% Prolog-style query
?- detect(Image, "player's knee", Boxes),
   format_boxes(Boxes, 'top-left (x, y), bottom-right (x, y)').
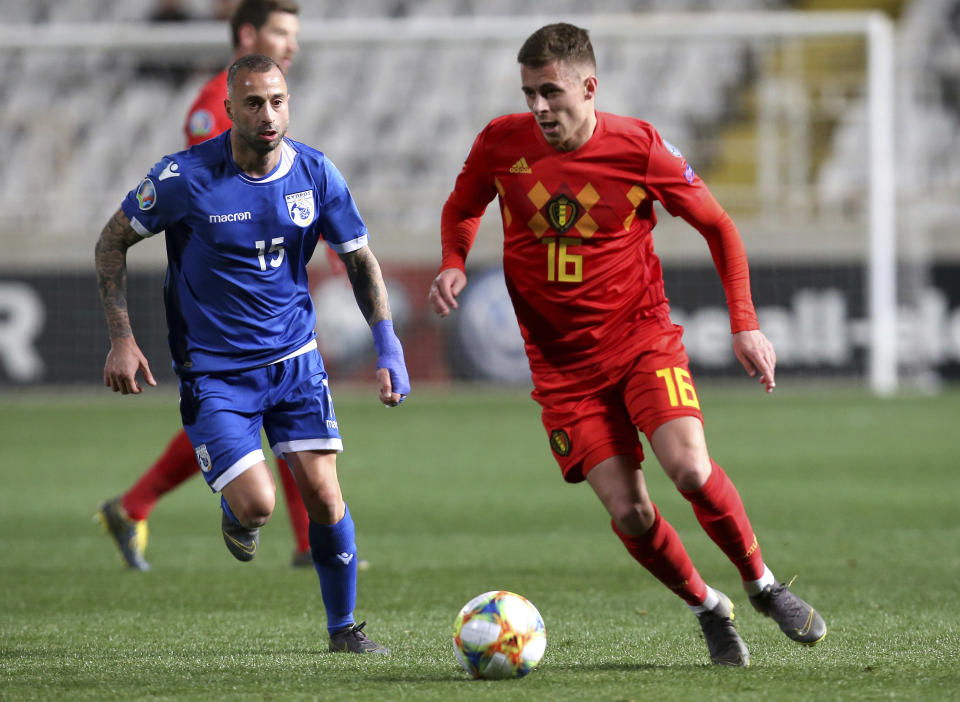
top-left (611, 500), bottom-right (656, 535)
top-left (661, 452), bottom-right (711, 491)
top-left (301, 484), bottom-right (344, 525)
top-left (244, 506), bottom-right (273, 529)
top-left (232, 493), bottom-right (275, 528)
top-left (664, 453), bottom-right (710, 490)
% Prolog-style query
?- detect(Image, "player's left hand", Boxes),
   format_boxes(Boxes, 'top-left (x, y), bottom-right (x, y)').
top-left (371, 320), bottom-right (410, 407)
top-left (732, 329), bottom-right (776, 393)
top-left (376, 368), bottom-right (406, 407)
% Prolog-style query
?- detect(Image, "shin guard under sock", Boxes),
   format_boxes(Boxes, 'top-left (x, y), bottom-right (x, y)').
top-left (611, 506), bottom-right (708, 606)
top-left (309, 504), bottom-right (358, 633)
top-left (679, 461), bottom-right (765, 581)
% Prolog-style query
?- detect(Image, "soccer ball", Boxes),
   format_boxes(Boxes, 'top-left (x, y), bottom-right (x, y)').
top-left (452, 590), bottom-right (547, 679)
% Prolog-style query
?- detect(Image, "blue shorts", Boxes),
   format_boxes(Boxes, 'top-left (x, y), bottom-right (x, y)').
top-left (178, 349), bottom-right (342, 492)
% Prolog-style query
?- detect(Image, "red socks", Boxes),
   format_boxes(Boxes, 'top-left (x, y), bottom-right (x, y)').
top-left (611, 462), bottom-right (764, 605)
top-left (276, 457), bottom-right (311, 554)
top-left (122, 429), bottom-right (198, 521)
top-left (679, 461), bottom-right (764, 581)
top-left (611, 506), bottom-right (708, 606)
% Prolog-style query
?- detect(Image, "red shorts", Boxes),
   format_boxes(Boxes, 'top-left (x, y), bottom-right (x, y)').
top-left (532, 324), bottom-right (704, 483)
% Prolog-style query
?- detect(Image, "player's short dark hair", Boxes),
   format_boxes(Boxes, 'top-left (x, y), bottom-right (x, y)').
top-left (226, 53), bottom-right (283, 98)
top-left (517, 23), bottom-right (596, 72)
top-left (230, 0), bottom-right (299, 48)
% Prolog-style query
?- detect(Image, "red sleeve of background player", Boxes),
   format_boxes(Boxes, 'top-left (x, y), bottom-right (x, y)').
top-left (183, 72), bottom-right (232, 147)
top-left (439, 127), bottom-right (499, 272)
top-left (643, 132), bottom-right (759, 333)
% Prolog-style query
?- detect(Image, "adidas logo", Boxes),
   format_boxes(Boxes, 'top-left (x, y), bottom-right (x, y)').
top-left (509, 157), bottom-right (532, 174)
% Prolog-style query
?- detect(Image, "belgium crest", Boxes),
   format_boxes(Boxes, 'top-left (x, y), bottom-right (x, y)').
top-left (550, 429), bottom-right (572, 457)
top-left (546, 194), bottom-right (578, 233)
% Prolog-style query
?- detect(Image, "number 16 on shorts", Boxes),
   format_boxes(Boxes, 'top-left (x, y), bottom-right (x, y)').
top-left (656, 367), bottom-right (700, 409)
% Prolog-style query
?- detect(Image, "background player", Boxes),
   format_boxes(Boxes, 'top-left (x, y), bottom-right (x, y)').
top-left (183, 0), bottom-right (298, 146)
top-left (429, 23), bottom-right (826, 667)
top-left (95, 54), bottom-right (407, 653)
top-left (97, 0), bottom-right (330, 570)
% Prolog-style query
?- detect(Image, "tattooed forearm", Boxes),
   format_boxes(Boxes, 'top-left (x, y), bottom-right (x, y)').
top-left (95, 209), bottom-right (142, 339)
top-left (340, 245), bottom-right (392, 326)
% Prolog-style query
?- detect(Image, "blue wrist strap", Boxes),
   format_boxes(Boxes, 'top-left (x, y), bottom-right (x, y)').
top-left (372, 320), bottom-right (402, 358)
top-left (371, 320), bottom-right (410, 398)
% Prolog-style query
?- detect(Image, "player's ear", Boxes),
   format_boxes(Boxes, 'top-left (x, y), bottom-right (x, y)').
top-left (584, 75), bottom-right (598, 101)
top-left (237, 23), bottom-right (257, 51)
top-left (224, 99), bottom-right (233, 121)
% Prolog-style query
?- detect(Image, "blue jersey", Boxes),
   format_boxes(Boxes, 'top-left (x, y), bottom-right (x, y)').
top-left (120, 132), bottom-right (368, 375)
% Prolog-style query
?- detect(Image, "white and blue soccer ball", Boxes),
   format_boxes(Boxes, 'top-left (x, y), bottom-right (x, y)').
top-left (452, 590), bottom-right (547, 680)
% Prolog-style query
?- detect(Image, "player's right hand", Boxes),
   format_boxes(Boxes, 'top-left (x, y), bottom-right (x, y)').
top-left (429, 268), bottom-right (467, 317)
top-left (103, 336), bottom-right (157, 395)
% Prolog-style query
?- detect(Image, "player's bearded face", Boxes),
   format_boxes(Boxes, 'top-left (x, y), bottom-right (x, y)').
top-left (521, 60), bottom-right (597, 152)
top-left (230, 68), bottom-right (290, 155)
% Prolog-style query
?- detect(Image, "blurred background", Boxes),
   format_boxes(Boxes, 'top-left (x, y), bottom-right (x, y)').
top-left (0, 0), bottom-right (958, 394)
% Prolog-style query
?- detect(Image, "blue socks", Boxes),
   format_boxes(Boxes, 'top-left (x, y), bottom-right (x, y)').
top-left (224, 495), bottom-right (359, 634)
top-left (309, 503), bottom-right (358, 634)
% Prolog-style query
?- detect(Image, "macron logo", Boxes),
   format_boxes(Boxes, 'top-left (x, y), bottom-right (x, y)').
top-left (335, 552), bottom-right (354, 566)
top-left (209, 211), bottom-right (252, 223)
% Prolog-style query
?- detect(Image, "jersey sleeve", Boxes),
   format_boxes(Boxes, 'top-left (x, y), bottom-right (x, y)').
top-left (644, 131), bottom-right (759, 332)
top-left (313, 158), bottom-right (369, 254)
top-left (641, 131), bottom-right (711, 217)
top-left (440, 126), bottom-right (498, 272)
top-left (120, 157), bottom-right (189, 238)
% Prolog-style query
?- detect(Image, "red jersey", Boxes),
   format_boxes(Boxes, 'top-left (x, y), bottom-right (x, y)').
top-left (183, 69), bottom-right (232, 147)
top-left (441, 111), bottom-right (759, 371)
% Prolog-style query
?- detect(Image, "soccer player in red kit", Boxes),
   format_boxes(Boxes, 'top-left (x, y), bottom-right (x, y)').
top-left (97, 0), bottom-right (317, 570)
top-left (183, 0), bottom-right (298, 147)
top-left (429, 23), bottom-right (826, 666)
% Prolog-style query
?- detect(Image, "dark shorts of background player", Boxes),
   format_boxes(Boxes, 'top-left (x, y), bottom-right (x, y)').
top-left (178, 349), bottom-right (342, 493)
top-left (531, 324), bottom-right (704, 483)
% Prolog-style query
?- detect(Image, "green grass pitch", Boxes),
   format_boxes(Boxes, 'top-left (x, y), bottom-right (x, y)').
top-left (1, 385), bottom-right (959, 701)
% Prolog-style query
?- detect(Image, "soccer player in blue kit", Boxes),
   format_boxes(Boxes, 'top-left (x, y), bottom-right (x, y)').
top-left (94, 54), bottom-right (408, 654)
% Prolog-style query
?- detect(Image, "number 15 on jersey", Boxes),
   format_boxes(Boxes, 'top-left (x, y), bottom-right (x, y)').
top-left (256, 237), bottom-right (285, 271)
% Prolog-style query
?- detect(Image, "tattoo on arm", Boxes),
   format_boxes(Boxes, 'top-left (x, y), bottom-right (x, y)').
top-left (340, 246), bottom-right (392, 325)
top-left (95, 209), bottom-right (142, 339)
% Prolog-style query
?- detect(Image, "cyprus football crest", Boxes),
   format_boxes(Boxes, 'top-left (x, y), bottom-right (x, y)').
top-left (195, 444), bottom-right (212, 473)
top-left (285, 190), bottom-right (315, 227)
